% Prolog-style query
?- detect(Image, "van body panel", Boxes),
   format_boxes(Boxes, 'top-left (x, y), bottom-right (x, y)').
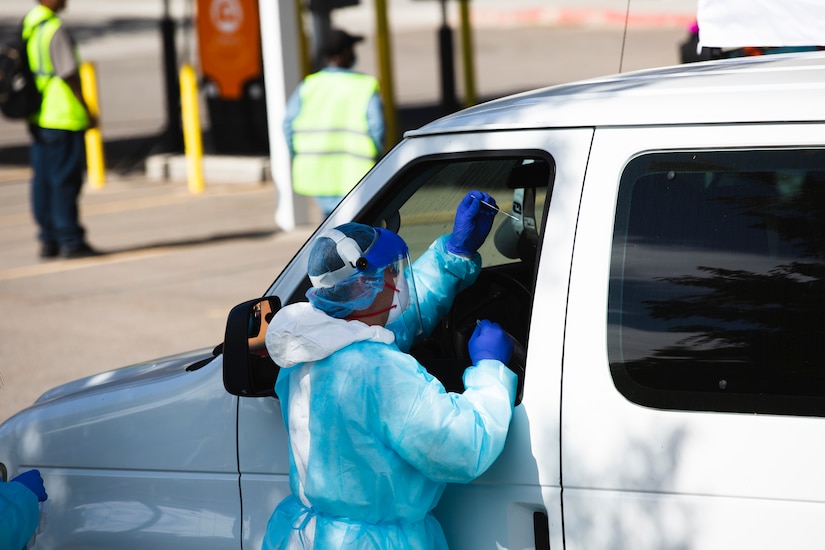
top-left (4, 354), bottom-right (234, 472)
top-left (562, 489), bottom-right (825, 549)
top-left (237, 393), bottom-right (290, 547)
top-left (237, 396), bottom-right (289, 474)
top-left (395, 127), bottom-right (593, 550)
top-left (408, 53), bottom-right (825, 137)
top-left (437, 483), bottom-right (563, 550)
top-left (32, 347), bottom-right (215, 406)
top-left (562, 122), bottom-right (825, 548)
top-left (239, 473), bottom-right (291, 550)
top-left (255, 126), bottom-right (594, 550)
top-left (0, 354), bottom-right (241, 548)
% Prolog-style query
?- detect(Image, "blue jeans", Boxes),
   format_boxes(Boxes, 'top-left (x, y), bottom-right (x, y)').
top-left (29, 126), bottom-right (87, 249)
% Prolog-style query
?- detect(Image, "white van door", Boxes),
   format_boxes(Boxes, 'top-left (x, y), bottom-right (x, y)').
top-left (236, 127), bottom-right (593, 549)
top-left (562, 123), bottom-right (825, 549)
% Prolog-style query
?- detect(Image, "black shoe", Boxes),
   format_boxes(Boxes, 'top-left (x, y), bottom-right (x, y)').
top-left (61, 243), bottom-right (102, 259)
top-left (39, 241), bottom-right (60, 259)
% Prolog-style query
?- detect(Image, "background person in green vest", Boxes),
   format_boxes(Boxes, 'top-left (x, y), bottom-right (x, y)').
top-left (283, 28), bottom-right (385, 219)
top-left (25, 0), bottom-right (99, 259)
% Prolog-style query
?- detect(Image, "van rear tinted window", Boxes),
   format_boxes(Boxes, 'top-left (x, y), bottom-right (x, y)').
top-left (609, 149), bottom-right (825, 416)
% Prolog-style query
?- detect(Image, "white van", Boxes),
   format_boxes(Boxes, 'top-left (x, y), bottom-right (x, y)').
top-left (4, 51), bottom-right (825, 549)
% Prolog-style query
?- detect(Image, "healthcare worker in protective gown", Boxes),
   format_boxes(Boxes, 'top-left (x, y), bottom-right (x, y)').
top-left (0, 469), bottom-right (47, 549)
top-left (263, 191), bottom-right (519, 549)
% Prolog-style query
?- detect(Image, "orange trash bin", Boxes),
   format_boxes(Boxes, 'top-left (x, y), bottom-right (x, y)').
top-left (196, 0), bottom-right (269, 154)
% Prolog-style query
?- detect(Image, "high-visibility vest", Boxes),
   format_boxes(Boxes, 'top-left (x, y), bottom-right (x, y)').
top-left (23, 5), bottom-right (89, 131)
top-left (291, 70), bottom-right (379, 197)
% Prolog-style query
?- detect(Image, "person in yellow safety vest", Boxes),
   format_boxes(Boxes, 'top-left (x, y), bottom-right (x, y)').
top-left (24, 0), bottom-right (100, 259)
top-left (283, 28), bottom-right (385, 219)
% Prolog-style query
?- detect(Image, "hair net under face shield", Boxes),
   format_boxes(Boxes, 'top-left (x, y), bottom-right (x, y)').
top-left (306, 223), bottom-right (423, 336)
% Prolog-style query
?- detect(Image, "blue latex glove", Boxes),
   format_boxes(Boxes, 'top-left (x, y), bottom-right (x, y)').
top-left (11, 469), bottom-right (47, 502)
top-left (469, 319), bottom-right (514, 365)
top-left (446, 191), bottom-right (497, 255)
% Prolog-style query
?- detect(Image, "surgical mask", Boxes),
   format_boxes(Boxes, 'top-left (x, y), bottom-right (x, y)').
top-left (386, 275), bottom-right (410, 325)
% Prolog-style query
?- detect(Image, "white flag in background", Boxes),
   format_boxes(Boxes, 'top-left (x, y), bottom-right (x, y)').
top-left (698, 0), bottom-right (825, 48)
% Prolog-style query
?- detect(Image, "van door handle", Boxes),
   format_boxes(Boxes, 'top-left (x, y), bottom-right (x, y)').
top-left (534, 511), bottom-right (551, 550)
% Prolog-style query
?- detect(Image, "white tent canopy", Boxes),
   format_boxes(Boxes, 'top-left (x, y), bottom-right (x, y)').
top-left (698, 0), bottom-right (825, 48)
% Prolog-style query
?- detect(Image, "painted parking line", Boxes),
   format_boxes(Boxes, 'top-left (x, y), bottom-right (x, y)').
top-left (0, 246), bottom-right (183, 282)
top-left (0, 168), bottom-right (32, 183)
top-left (0, 185), bottom-right (272, 228)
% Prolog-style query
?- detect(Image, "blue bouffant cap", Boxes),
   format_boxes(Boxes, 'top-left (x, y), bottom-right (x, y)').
top-left (306, 222), bottom-right (408, 318)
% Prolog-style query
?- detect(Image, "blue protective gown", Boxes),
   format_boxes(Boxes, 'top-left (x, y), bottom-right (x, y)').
top-left (0, 480), bottom-right (39, 550)
top-left (263, 235), bottom-right (518, 549)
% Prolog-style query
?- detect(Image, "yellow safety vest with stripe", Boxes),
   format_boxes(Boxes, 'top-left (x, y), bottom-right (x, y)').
top-left (291, 71), bottom-right (379, 197)
top-left (23, 5), bottom-right (89, 131)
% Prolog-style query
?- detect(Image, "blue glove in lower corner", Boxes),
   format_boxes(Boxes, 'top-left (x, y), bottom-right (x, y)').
top-left (469, 319), bottom-right (514, 365)
top-left (11, 469), bottom-right (47, 502)
top-left (446, 191), bottom-right (497, 256)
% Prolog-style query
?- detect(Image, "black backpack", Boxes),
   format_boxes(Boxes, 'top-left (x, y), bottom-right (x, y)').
top-left (0, 21), bottom-right (43, 120)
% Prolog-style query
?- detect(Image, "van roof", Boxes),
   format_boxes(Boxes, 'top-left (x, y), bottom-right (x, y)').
top-left (406, 51), bottom-right (825, 137)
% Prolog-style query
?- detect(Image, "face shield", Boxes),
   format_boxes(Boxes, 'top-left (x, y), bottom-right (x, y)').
top-left (379, 251), bottom-right (423, 338)
top-left (306, 224), bottom-right (423, 336)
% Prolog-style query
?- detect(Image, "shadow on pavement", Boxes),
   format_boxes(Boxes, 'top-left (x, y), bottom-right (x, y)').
top-left (76, 229), bottom-right (279, 259)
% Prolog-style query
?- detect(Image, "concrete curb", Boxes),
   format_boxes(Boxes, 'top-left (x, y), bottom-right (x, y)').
top-left (470, 7), bottom-right (696, 29)
top-left (334, 3), bottom-right (697, 33)
top-left (145, 154), bottom-right (271, 184)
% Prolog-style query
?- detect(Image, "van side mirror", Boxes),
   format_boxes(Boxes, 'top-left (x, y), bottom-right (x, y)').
top-left (223, 297), bottom-right (281, 397)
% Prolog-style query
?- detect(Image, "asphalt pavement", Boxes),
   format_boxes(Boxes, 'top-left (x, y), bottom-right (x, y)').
top-left (0, 2), bottom-right (693, 422)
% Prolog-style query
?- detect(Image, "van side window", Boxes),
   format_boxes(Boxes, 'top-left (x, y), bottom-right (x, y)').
top-left (376, 155), bottom-right (551, 269)
top-left (367, 153), bottom-right (554, 402)
top-left (609, 149), bottom-right (825, 416)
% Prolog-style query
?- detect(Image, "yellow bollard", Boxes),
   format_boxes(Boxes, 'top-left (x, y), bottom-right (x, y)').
top-left (179, 64), bottom-right (205, 194)
top-left (294, 0), bottom-right (311, 78)
top-left (373, 0), bottom-right (399, 149)
top-left (458, 0), bottom-right (477, 108)
top-left (79, 61), bottom-right (106, 188)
